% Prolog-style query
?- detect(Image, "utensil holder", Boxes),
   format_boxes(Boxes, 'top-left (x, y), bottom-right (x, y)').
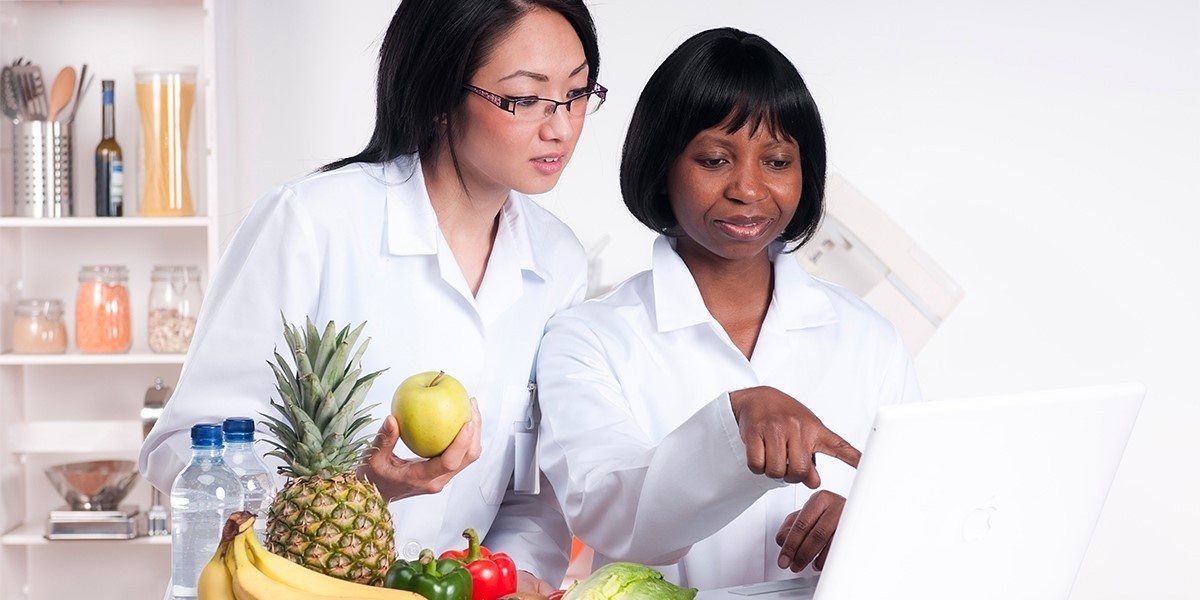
top-left (13, 120), bottom-right (73, 218)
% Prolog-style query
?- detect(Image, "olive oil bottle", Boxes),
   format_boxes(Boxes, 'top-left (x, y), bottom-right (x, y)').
top-left (95, 79), bottom-right (124, 217)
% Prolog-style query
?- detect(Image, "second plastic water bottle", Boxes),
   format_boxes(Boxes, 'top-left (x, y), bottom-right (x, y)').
top-left (170, 423), bottom-right (244, 599)
top-left (222, 417), bottom-right (278, 541)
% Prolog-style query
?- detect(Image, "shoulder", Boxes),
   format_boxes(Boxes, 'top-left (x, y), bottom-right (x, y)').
top-left (546, 270), bottom-right (654, 338)
top-left (238, 162), bottom-right (390, 246)
top-left (809, 274), bottom-right (907, 352)
top-left (274, 162), bottom-right (387, 214)
top-left (511, 194), bottom-right (588, 284)
top-left (514, 195), bottom-right (585, 256)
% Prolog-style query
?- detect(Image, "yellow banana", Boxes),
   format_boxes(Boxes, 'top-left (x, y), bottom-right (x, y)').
top-left (227, 518), bottom-right (399, 600)
top-left (227, 527), bottom-right (324, 600)
top-left (197, 537), bottom-right (234, 600)
top-left (243, 528), bottom-right (420, 599)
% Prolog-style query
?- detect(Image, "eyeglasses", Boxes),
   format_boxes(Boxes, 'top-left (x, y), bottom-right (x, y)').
top-left (463, 80), bottom-right (608, 122)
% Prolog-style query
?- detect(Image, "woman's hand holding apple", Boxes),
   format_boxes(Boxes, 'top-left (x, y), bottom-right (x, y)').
top-left (358, 397), bottom-right (482, 502)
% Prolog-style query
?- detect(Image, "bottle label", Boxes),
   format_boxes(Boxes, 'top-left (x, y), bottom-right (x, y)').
top-left (110, 160), bottom-right (124, 205)
top-left (103, 88), bottom-right (113, 105)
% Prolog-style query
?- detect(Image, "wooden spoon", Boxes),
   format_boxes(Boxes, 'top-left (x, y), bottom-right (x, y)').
top-left (48, 65), bottom-right (76, 122)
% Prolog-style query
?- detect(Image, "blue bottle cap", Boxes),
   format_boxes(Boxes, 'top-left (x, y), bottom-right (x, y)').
top-left (223, 417), bottom-right (256, 443)
top-left (190, 423), bottom-right (224, 448)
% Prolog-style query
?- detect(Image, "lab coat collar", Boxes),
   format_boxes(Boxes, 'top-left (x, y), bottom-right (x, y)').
top-left (771, 244), bottom-right (840, 330)
top-left (384, 156), bottom-right (439, 256)
top-left (383, 155), bottom-right (549, 281)
top-left (499, 192), bottom-right (552, 281)
top-left (651, 236), bottom-right (712, 332)
top-left (650, 236), bottom-right (839, 333)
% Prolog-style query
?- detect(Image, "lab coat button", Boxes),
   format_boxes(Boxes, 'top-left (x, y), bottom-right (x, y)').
top-left (402, 541), bottom-right (421, 559)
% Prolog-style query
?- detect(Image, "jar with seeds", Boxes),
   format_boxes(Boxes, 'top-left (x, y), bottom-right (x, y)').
top-left (147, 266), bottom-right (202, 353)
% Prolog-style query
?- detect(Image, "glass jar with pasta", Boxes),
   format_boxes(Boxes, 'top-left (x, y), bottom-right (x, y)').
top-left (134, 66), bottom-right (197, 216)
top-left (76, 265), bottom-right (132, 353)
top-left (148, 265), bottom-right (202, 353)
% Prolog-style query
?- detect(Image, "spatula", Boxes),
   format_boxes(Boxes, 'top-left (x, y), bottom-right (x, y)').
top-left (13, 64), bottom-right (48, 120)
top-left (1, 66), bottom-right (21, 122)
top-left (48, 66), bottom-right (76, 122)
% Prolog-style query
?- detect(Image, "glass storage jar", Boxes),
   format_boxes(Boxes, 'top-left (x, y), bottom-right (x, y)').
top-left (12, 299), bottom-right (68, 354)
top-left (76, 265), bottom-right (132, 353)
top-left (148, 266), bottom-right (202, 353)
top-left (135, 66), bottom-right (197, 216)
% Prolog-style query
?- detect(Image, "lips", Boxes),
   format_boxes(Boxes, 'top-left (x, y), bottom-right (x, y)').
top-left (714, 216), bottom-right (775, 240)
top-left (530, 153), bottom-right (566, 176)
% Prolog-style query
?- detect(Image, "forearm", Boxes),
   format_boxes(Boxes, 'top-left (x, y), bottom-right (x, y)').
top-left (544, 393), bottom-right (782, 565)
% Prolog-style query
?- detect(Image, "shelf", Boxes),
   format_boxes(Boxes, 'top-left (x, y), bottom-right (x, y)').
top-left (0, 217), bottom-right (210, 228)
top-left (0, 0), bottom-right (199, 6)
top-left (0, 352), bottom-right (186, 366)
top-left (7, 421), bottom-right (144, 454)
top-left (1, 522), bottom-right (170, 546)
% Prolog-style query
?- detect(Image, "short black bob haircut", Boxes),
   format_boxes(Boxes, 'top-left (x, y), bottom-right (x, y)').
top-left (620, 27), bottom-right (826, 247)
top-left (323, 0), bottom-right (600, 179)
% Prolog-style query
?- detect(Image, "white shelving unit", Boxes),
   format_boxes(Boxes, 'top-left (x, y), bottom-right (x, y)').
top-left (0, 1), bottom-right (232, 598)
top-left (2, 523), bottom-right (172, 547)
top-left (0, 217), bottom-right (211, 228)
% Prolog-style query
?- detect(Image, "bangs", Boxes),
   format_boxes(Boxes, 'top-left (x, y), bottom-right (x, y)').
top-left (675, 35), bottom-right (806, 145)
top-left (721, 102), bottom-right (790, 143)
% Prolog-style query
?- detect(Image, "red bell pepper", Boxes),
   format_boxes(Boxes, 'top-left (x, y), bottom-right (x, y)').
top-left (440, 528), bottom-right (518, 600)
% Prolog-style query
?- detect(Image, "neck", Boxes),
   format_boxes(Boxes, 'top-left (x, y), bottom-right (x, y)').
top-left (420, 151), bottom-right (505, 296)
top-left (675, 239), bottom-right (775, 359)
top-left (421, 153), bottom-right (507, 245)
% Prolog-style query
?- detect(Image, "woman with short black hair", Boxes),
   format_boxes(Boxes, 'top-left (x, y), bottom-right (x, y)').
top-left (620, 29), bottom-right (826, 246)
top-left (537, 27), bottom-right (920, 590)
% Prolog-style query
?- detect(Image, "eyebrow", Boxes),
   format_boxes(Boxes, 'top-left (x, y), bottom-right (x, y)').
top-left (498, 60), bottom-right (589, 82)
top-left (693, 135), bottom-right (736, 149)
top-left (692, 133), bottom-right (797, 150)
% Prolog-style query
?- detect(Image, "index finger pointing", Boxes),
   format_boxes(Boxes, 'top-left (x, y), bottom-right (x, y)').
top-left (817, 431), bottom-right (861, 469)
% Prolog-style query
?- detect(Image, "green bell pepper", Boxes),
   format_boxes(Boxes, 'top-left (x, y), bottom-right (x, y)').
top-left (385, 548), bottom-right (474, 600)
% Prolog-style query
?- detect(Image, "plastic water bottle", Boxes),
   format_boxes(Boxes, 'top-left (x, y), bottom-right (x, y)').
top-left (222, 417), bottom-right (278, 541)
top-left (170, 423), bottom-right (244, 599)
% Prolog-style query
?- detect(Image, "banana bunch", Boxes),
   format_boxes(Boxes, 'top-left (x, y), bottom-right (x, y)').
top-left (199, 511), bottom-right (421, 600)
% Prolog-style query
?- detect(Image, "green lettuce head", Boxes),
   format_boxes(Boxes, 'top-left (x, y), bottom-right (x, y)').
top-left (562, 562), bottom-right (697, 600)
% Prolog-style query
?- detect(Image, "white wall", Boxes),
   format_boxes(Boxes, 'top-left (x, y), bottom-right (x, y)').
top-left (219, 1), bottom-right (1200, 598)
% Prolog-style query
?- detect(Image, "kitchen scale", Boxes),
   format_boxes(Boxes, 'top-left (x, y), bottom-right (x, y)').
top-left (46, 505), bottom-right (140, 540)
top-left (43, 460), bottom-right (142, 540)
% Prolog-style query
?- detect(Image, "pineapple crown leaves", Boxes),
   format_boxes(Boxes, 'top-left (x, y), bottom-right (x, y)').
top-left (261, 314), bottom-right (388, 480)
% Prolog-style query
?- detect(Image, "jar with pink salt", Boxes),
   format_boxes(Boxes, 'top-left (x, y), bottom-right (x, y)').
top-left (75, 265), bottom-right (132, 353)
top-left (12, 299), bottom-right (68, 354)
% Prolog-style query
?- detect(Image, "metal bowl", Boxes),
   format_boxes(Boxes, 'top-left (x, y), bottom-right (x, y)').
top-left (44, 460), bottom-right (139, 511)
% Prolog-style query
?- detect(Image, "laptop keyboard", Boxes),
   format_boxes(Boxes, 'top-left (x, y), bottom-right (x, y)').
top-left (727, 577), bottom-right (820, 596)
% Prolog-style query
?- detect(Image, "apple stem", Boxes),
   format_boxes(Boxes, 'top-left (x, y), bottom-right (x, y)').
top-left (429, 371), bottom-right (445, 387)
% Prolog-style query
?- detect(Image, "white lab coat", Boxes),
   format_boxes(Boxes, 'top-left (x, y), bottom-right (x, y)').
top-left (139, 155), bottom-right (586, 582)
top-left (536, 236), bottom-right (921, 590)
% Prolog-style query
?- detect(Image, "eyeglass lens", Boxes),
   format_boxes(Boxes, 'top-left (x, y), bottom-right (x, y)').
top-left (514, 92), bottom-right (604, 121)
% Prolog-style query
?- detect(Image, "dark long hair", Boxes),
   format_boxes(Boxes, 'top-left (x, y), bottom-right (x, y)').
top-left (620, 27), bottom-right (826, 247)
top-left (322, 0), bottom-right (600, 183)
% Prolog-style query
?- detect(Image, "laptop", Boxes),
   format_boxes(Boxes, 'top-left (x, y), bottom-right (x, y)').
top-left (696, 383), bottom-right (1144, 600)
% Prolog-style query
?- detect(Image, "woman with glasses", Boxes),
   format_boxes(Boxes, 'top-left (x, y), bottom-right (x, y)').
top-left (535, 28), bottom-right (920, 590)
top-left (140, 0), bottom-right (605, 591)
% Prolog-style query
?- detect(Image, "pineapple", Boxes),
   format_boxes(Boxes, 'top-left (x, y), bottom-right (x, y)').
top-left (260, 316), bottom-right (396, 585)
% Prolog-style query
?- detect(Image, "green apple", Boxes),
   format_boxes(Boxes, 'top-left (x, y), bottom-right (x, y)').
top-left (391, 370), bottom-right (471, 458)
